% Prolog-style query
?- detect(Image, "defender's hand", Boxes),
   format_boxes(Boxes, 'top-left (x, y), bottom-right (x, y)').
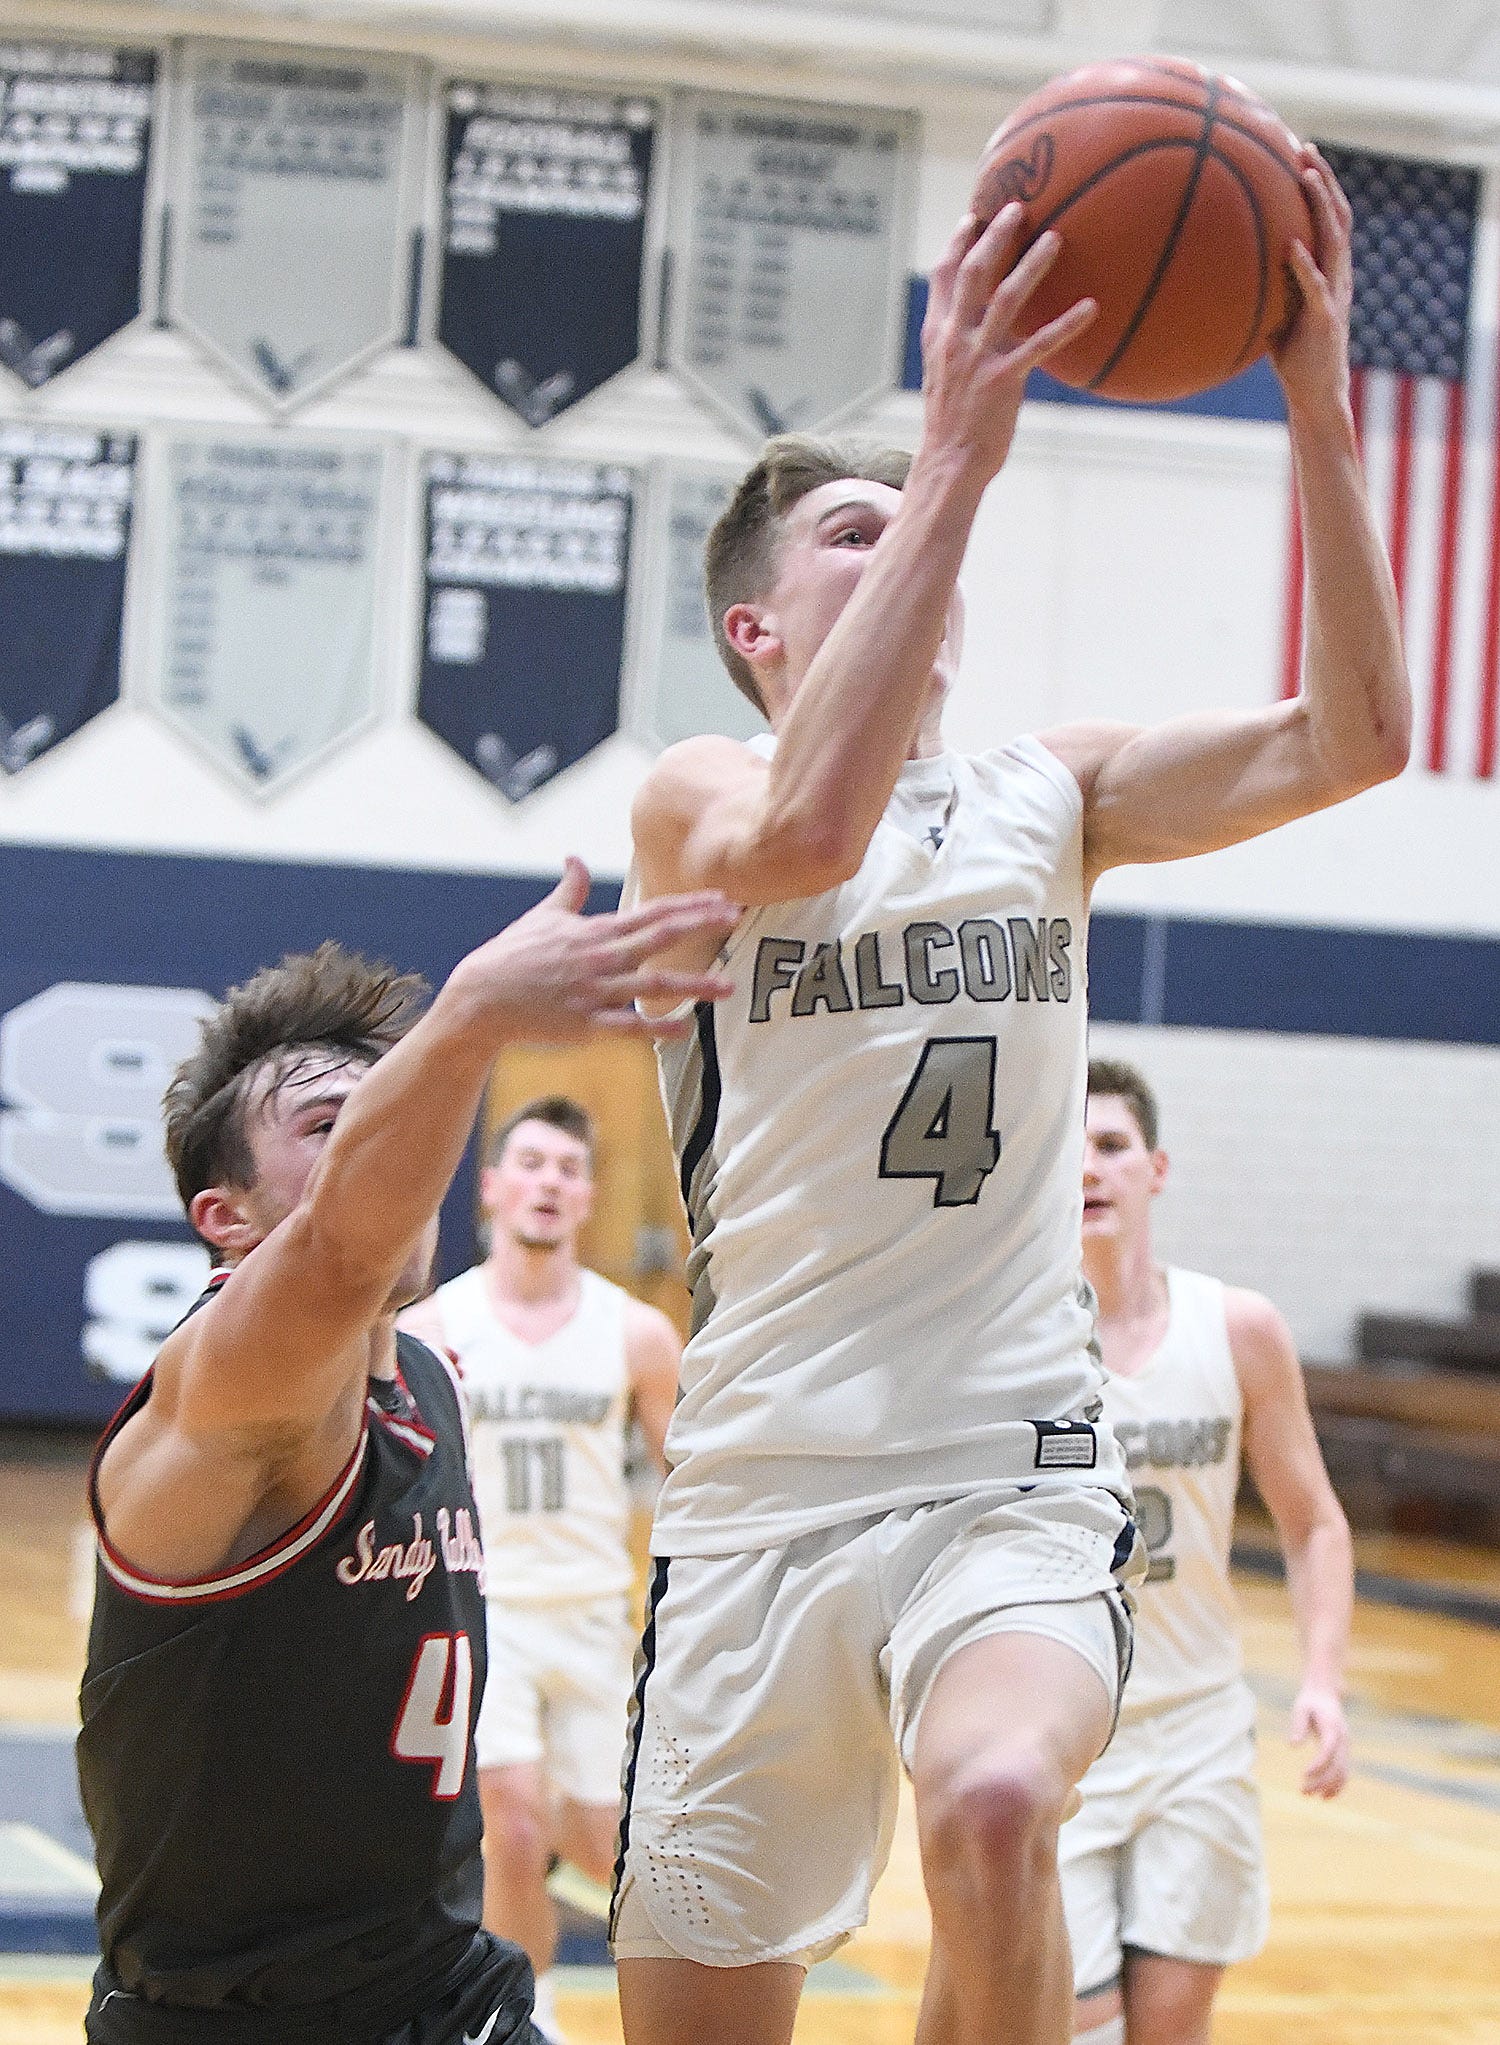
top-left (919, 202), bottom-right (1096, 483)
top-left (448, 857), bottom-right (738, 1044)
top-left (1290, 1682), bottom-right (1349, 1798)
top-left (1271, 148), bottom-right (1355, 422)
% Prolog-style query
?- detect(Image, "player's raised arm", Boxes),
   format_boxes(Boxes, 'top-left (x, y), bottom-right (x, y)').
top-left (98, 865), bottom-right (735, 1576)
top-left (634, 205), bottom-right (1096, 910)
top-left (1230, 1286), bottom-right (1354, 1798)
top-left (1041, 149), bottom-right (1411, 885)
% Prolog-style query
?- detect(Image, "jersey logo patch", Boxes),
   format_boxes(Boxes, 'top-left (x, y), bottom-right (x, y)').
top-left (1031, 1420), bottom-right (1097, 1470)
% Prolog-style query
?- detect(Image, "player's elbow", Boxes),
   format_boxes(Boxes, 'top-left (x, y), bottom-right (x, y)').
top-left (756, 833), bottom-right (864, 900)
top-left (708, 810), bottom-right (867, 902)
top-left (1301, 691), bottom-right (1411, 801)
top-left (1343, 691), bottom-right (1412, 789)
top-left (1366, 712), bottom-right (1412, 783)
top-left (772, 819), bottom-right (867, 894)
top-left (755, 794), bottom-right (871, 894)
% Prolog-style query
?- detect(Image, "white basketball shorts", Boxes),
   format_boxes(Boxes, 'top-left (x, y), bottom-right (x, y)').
top-left (476, 1594), bottom-right (636, 1808)
top-left (612, 1482), bottom-right (1140, 1969)
top-left (1059, 1678), bottom-right (1270, 1995)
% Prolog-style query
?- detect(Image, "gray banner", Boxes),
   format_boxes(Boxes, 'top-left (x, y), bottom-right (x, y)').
top-left (668, 94), bottom-right (914, 440)
top-left (150, 433), bottom-right (386, 793)
top-left (630, 464), bottom-right (763, 751)
top-left (170, 43), bottom-right (417, 408)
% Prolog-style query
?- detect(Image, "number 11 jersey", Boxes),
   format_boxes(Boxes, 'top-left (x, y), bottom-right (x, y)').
top-left (432, 1266), bottom-right (634, 1603)
top-left (650, 734), bottom-right (1127, 1556)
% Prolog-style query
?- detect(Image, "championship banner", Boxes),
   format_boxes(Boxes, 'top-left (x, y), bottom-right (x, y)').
top-left (0, 41), bottom-right (156, 388)
top-left (418, 452), bottom-right (632, 799)
top-left (666, 94), bottom-right (914, 440)
top-left (0, 422), bottom-right (134, 773)
top-left (439, 79), bottom-right (658, 426)
top-left (169, 43), bottom-right (419, 409)
top-left (145, 432), bottom-right (387, 793)
top-left (627, 462), bottom-right (764, 751)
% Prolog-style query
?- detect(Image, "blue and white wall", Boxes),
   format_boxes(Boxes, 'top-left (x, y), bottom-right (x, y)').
top-left (3, 0), bottom-right (1499, 1418)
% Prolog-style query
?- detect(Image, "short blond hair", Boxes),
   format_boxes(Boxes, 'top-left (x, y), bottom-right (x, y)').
top-left (705, 434), bottom-right (913, 711)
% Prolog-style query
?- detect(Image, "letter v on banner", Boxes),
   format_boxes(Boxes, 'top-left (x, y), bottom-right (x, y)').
top-left (1280, 146), bottom-right (1499, 778)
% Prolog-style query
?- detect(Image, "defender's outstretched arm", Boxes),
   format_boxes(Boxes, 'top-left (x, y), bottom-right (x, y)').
top-left (98, 867), bottom-right (735, 1577)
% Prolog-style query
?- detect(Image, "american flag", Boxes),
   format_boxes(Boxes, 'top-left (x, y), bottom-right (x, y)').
top-left (1281, 146), bottom-right (1497, 776)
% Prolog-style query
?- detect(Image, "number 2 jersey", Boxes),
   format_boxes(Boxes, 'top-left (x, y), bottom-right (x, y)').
top-left (1101, 1267), bottom-right (1246, 1723)
top-left (76, 1282), bottom-right (509, 2044)
top-left (649, 735), bottom-right (1130, 1555)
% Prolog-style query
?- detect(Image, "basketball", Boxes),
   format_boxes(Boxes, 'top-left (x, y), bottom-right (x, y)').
top-left (977, 57), bottom-right (1315, 402)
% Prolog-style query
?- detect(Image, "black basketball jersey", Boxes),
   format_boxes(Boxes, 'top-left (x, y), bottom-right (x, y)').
top-left (77, 1279), bottom-right (518, 2044)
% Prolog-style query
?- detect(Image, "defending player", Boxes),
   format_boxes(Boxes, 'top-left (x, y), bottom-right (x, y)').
top-left (1063, 1060), bottom-right (1352, 2045)
top-left (76, 862), bottom-right (735, 2045)
top-left (616, 150), bottom-right (1405, 2045)
top-left (401, 1096), bottom-right (680, 2043)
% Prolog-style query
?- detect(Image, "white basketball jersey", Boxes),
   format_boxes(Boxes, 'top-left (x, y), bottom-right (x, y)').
top-left (432, 1266), bottom-right (633, 1603)
top-left (650, 736), bottom-right (1125, 1555)
top-left (1104, 1267), bottom-right (1245, 1720)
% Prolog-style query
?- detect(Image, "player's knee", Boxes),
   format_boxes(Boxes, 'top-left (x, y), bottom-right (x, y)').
top-left (481, 1786), bottom-right (551, 1876)
top-left (571, 1807), bottom-right (622, 1888)
top-left (923, 1745), bottom-right (1068, 1888)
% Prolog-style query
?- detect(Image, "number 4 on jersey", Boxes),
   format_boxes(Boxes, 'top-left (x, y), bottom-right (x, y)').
top-left (392, 1632), bottom-right (472, 1799)
top-left (880, 1036), bottom-right (1000, 1207)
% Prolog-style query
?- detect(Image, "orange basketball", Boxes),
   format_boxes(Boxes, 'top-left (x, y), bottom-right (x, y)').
top-left (978, 57), bottom-right (1315, 402)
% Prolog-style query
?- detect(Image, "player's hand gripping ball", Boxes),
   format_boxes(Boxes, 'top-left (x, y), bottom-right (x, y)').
top-left (975, 56), bottom-right (1316, 402)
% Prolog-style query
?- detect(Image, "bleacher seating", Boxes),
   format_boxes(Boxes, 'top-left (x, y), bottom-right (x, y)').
top-left (1301, 1269), bottom-right (1500, 1543)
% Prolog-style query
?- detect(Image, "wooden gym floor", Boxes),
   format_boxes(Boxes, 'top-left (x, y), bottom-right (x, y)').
top-left (2, 1440), bottom-right (1498, 2045)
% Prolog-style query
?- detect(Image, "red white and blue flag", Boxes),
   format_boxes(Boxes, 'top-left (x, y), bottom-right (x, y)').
top-left (1283, 147), bottom-right (1494, 777)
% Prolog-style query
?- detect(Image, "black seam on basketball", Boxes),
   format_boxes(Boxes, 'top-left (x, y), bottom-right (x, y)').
top-left (1020, 139), bottom-right (1208, 370)
top-left (1028, 136), bottom-right (1202, 242)
top-left (997, 92), bottom-right (1304, 194)
top-left (1087, 74), bottom-right (1223, 391)
top-left (1205, 139), bottom-right (1274, 372)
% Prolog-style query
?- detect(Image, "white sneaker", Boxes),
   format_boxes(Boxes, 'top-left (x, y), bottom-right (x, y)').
top-left (530, 1971), bottom-right (570, 2045)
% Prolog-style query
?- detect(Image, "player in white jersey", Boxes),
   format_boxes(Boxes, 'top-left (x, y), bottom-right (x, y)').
top-left (1061, 1061), bottom-right (1353, 2045)
top-left (620, 154), bottom-right (1406, 2045)
top-left (401, 1097), bottom-right (681, 2042)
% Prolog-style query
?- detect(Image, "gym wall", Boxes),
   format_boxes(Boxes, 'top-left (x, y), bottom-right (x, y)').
top-left (1, 0), bottom-right (1497, 1418)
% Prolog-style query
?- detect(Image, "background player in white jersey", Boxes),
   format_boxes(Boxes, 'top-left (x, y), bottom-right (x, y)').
top-left (618, 152), bottom-right (1407, 2045)
top-left (402, 1095), bottom-right (680, 2041)
top-left (1062, 1060), bottom-right (1352, 2045)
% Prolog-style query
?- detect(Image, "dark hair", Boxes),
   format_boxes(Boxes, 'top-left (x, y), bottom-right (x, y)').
top-left (163, 942), bottom-right (429, 1221)
top-left (487, 1095), bottom-right (595, 1169)
top-left (1086, 1058), bottom-right (1160, 1150)
top-left (705, 433), bottom-right (913, 711)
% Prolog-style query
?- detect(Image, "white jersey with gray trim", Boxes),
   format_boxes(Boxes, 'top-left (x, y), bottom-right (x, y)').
top-left (432, 1265), bottom-right (633, 1603)
top-left (1104, 1267), bottom-right (1245, 1720)
top-left (649, 735), bottom-right (1126, 1556)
